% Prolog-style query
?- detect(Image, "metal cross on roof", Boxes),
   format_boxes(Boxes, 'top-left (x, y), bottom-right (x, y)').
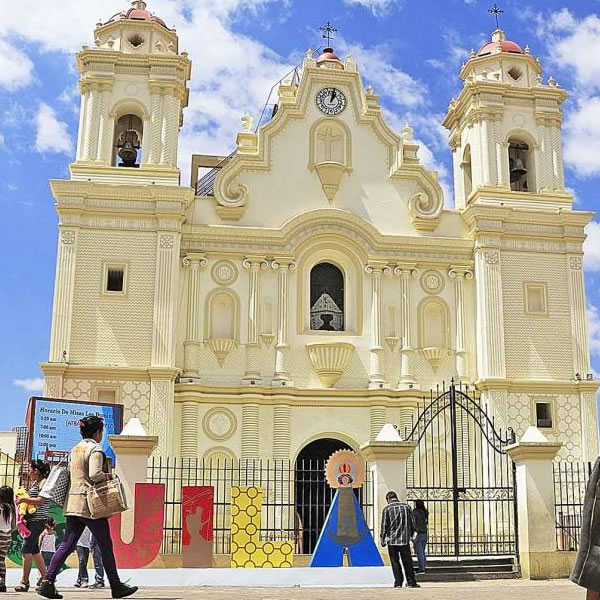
top-left (319, 21), bottom-right (338, 46)
top-left (488, 3), bottom-right (504, 29)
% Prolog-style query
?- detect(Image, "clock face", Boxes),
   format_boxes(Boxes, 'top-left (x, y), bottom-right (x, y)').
top-left (315, 87), bottom-right (347, 116)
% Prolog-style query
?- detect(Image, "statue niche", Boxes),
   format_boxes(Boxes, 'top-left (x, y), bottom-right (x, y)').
top-left (310, 263), bottom-right (344, 332)
top-left (310, 120), bottom-right (351, 204)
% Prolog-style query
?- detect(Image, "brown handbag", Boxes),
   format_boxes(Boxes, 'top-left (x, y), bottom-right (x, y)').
top-left (86, 475), bottom-right (128, 519)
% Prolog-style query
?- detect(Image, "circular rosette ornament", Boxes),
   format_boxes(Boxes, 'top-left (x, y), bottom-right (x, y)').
top-left (325, 450), bottom-right (364, 489)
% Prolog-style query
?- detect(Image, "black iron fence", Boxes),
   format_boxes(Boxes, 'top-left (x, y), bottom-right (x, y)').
top-left (554, 460), bottom-right (592, 551)
top-left (147, 457), bottom-right (374, 555)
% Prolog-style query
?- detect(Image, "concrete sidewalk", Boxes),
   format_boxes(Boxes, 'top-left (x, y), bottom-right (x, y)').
top-left (9, 579), bottom-right (580, 600)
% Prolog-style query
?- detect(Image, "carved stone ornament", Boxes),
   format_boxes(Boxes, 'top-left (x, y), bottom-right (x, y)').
top-left (408, 192), bottom-right (443, 232)
top-left (421, 347), bottom-right (449, 371)
top-left (485, 251), bottom-right (499, 265)
top-left (205, 338), bottom-right (238, 367)
top-left (159, 235), bottom-right (175, 249)
top-left (306, 342), bottom-right (355, 388)
top-left (211, 260), bottom-right (238, 286)
top-left (314, 162), bottom-right (349, 204)
top-left (570, 256), bottom-right (582, 271)
top-left (202, 407), bottom-right (237, 441)
top-left (259, 333), bottom-right (275, 346)
top-left (420, 270), bottom-right (444, 295)
top-left (61, 231), bottom-right (76, 245)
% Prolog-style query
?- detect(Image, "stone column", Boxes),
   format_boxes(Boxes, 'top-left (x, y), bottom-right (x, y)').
top-left (272, 258), bottom-right (296, 385)
top-left (581, 390), bottom-right (600, 462)
top-left (449, 266), bottom-right (473, 382)
top-left (551, 124), bottom-right (565, 190)
top-left (360, 436), bottom-right (418, 547)
top-left (273, 404), bottom-right (291, 460)
top-left (180, 400), bottom-right (199, 458)
top-left (109, 430), bottom-right (158, 541)
top-left (506, 428), bottom-right (561, 579)
top-left (49, 229), bottom-right (79, 363)
top-left (182, 254), bottom-right (207, 379)
top-left (82, 83), bottom-right (101, 161)
top-left (241, 403), bottom-right (260, 460)
top-left (369, 406), bottom-right (386, 441)
top-left (148, 85), bottom-right (164, 165)
top-left (96, 83), bottom-right (113, 164)
top-left (149, 231), bottom-right (180, 456)
top-left (366, 262), bottom-right (391, 388)
top-left (536, 118), bottom-right (553, 191)
top-left (567, 256), bottom-right (591, 377)
top-left (160, 90), bottom-right (180, 167)
top-left (395, 265), bottom-right (419, 389)
top-left (474, 244), bottom-right (506, 378)
top-left (242, 257), bottom-right (268, 382)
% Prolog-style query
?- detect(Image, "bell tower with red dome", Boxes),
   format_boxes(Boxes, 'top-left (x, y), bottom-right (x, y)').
top-left (70, 0), bottom-right (191, 185)
top-left (443, 27), bottom-right (571, 210)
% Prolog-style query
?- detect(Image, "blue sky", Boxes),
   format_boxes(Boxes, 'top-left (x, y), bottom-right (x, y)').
top-left (0, 0), bottom-right (599, 430)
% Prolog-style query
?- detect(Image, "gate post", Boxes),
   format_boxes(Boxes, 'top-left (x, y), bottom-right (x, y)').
top-left (109, 418), bottom-right (158, 541)
top-left (360, 427), bottom-right (417, 552)
top-left (506, 427), bottom-right (561, 579)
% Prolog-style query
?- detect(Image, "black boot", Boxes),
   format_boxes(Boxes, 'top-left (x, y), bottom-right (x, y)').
top-left (37, 581), bottom-right (63, 600)
top-left (111, 583), bottom-right (138, 599)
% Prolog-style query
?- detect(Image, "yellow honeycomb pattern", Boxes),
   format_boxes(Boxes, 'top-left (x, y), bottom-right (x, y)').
top-left (230, 486), bottom-right (294, 568)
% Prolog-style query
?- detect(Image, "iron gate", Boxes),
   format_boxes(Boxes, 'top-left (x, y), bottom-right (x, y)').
top-left (405, 382), bottom-right (518, 558)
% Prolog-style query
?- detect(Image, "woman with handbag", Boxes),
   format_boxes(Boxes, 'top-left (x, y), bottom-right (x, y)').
top-left (14, 460), bottom-right (51, 592)
top-left (38, 416), bottom-right (137, 600)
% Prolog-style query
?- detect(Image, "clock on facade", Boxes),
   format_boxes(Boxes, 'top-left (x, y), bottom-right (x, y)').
top-left (315, 87), bottom-right (347, 116)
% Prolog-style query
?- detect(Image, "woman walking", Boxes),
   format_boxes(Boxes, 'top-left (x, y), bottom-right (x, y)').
top-left (0, 486), bottom-right (16, 593)
top-left (15, 460), bottom-right (51, 592)
top-left (38, 415), bottom-right (137, 600)
top-left (413, 499), bottom-right (429, 574)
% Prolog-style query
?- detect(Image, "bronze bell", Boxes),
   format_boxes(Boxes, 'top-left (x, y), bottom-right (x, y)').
top-left (510, 158), bottom-right (527, 182)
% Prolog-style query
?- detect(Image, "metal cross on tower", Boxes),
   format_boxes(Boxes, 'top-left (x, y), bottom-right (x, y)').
top-left (319, 21), bottom-right (338, 46)
top-left (488, 3), bottom-right (504, 29)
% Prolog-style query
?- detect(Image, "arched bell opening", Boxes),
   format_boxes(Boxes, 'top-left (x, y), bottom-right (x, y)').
top-left (508, 138), bottom-right (534, 192)
top-left (112, 114), bottom-right (143, 168)
top-left (310, 262), bottom-right (345, 331)
top-left (294, 437), bottom-right (353, 554)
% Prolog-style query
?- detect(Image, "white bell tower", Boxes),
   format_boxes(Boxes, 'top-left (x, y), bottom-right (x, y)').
top-left (72, 0), bottom-right (191, 185)
top-left (443, 28), bottom-right (572, 210)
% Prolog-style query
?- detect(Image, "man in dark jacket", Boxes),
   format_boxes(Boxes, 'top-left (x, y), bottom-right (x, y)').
top-left (380, 491), bottom-right (419, 588)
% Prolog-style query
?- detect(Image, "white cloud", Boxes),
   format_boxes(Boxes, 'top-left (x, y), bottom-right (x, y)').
top-left (0, 37), bottom-right (33, 90)
top-left (588, 304), bottom-right (600, 358)
top-left (13, 378), bottom-right (44, 392)
top-left (342, 0), bottom-right (401, 15)
top-left (34, 103), bottom-right (73, 154)
top-left (537, 10), bottom-right (600, 177)
top-left (0, 132), bottom-right (4, 146)
top-left (585, 221), bottom-right (600, 272)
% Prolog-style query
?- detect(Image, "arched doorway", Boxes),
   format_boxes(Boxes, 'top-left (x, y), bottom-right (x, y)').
top-left (294, 437), bottom-right (352, 554)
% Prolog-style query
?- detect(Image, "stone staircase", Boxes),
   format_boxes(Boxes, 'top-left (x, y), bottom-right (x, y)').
top-left (414, 556), bottom-right (519, 581)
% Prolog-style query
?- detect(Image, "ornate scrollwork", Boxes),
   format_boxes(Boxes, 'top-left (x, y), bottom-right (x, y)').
top-left (408, 192), bottom-right (443, 232)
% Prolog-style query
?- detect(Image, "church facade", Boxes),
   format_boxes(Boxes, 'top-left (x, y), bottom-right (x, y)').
top-left (41, 2), bottom-right (599, 465)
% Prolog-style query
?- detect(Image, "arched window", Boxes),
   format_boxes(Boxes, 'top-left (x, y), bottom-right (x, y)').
top-left (508, 138), bottom-right (532, 192)
top-left (310, 263), bottom-right (344, 331)
top-left (462, 145), bottom-right (473, 198)
top-left (419, 299), bottom-right (449, 349)
top-left (112, 114), bottom-right (143, 168)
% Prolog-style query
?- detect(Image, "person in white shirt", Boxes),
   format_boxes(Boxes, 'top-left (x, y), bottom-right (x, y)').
top-left (39, 519), bottom-right (57, 568)
top-left (0, 486), bottom-right (16, 593)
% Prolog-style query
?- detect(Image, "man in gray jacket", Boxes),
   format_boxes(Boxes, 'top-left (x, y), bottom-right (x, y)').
top-left (380, 491), bottom-right (420, 588)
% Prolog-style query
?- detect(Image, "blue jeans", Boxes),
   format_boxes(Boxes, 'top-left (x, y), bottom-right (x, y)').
top-left (414, 532), bottom-right (428, 572)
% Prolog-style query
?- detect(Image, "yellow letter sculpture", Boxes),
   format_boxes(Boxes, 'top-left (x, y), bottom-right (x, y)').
top-left (230, 486), bottom-right (294, 568)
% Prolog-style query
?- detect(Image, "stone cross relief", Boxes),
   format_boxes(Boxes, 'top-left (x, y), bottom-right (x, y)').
top-left (316, 124), bottom-right (344, 164)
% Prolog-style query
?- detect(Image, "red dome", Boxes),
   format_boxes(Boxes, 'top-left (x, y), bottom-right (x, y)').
top-left (478, 39), bottom-right (523, 56)
top-left (316, 47), bottom-right (341, 63)
top-left (106, 2), bottom-right (169, 29)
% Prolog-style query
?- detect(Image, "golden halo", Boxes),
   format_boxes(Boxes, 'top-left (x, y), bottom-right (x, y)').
top-left (325, 449), bottom-right (364, 488)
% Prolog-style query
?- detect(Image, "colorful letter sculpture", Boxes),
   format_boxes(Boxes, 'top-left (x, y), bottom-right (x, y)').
top-left (310, 450), bottom-right (383, 567)
top-left (230, 486), bottom-right (294, 568)
top-left (182, 486), bottom-right (214, 567)
top-left (109, 483), bottom-right (165, 568)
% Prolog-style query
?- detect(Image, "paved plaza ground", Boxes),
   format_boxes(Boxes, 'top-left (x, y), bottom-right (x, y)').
top-left (0, 580), bottom-right (584, 599)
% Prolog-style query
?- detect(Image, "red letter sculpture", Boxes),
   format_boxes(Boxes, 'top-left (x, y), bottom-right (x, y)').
top-left (182, 486), bottom-right (214, 567)
top-left (109, 483), bottom-right (165, 568)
